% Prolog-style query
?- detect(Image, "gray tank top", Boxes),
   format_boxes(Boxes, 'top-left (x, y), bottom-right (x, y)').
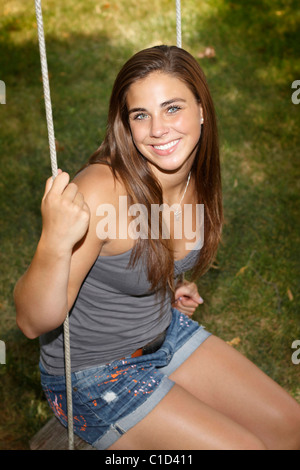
top-left (40, 243), bottom-right (201, 375)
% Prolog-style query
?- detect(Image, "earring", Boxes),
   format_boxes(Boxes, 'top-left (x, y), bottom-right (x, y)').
top-left (201, 117), bottom-right (204, 125)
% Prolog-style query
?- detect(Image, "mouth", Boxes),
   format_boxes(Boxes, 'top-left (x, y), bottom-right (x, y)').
top-left (153, 139), bottom-right (180, 151)
top-left (151, 139), bottom-right (180, 153)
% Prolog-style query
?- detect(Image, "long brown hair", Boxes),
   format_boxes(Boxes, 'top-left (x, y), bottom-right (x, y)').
top-left (87, 45), bottom-right (223, 294)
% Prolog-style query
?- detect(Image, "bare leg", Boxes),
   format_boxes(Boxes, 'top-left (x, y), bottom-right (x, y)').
top-left (109, 336), bottom-right (300, 450)
top-left (169, 335), bottom-right (300, 450)
top-left (109, 384), bottom-right (266, 450)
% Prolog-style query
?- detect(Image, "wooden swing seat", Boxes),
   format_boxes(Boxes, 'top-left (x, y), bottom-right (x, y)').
top-left (29, 416), bottom-right (95, 450)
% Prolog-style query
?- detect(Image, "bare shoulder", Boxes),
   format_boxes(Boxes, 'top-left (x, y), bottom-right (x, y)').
top-left (73, 163), bottom-right (124, 209)
top-left (71, 163), bottom-right (128, 250)
top-left (66, 164), bottom-right (126, 303)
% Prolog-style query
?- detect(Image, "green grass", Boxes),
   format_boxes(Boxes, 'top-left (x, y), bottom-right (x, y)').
top-left (0, 0), bottom-right (299, 449)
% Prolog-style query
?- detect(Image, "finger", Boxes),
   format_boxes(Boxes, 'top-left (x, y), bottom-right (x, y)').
top-left (62, 182), bottom-right (81, 201)
top-left (176, 295), bottom-right (199, 308)
top-left (73, 191), bottom-right (85, 207)
top-left (175, 300), bottom-right (196, 316)
top-left (82, 201), bottom-right (91, 215)
top-left (175, 288), bottom-right (203, 305)
top-left (42, 176), bottom-right (54, 200)
top-left (43, 169), bottom-right (63, 197)
top-left (50, 171), bottom-right (70, 195)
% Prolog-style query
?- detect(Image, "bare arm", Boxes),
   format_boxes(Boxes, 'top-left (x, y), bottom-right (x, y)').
top-left (14, 170), bottom-right (104, 339)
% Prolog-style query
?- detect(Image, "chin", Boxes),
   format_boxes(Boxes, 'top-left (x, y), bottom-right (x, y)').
top-left (150, 157), bottom-right (192, 174)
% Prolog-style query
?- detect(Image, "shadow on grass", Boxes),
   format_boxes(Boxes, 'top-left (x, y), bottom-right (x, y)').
top-left (0, 28), bottom-right (136, 449)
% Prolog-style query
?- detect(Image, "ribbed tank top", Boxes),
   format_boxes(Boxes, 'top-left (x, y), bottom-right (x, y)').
top-left (40, 242), bottom-right (201, 375)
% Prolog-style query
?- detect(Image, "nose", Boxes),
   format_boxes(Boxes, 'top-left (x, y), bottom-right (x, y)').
top-left (150, 115), bottom-right (169, 138)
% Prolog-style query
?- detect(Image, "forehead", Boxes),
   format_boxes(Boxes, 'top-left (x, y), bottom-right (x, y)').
top-left (126, 72), bottom-right (195, 106)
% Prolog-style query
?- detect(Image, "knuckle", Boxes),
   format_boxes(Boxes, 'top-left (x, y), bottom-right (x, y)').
top-left (68, 182), bottom-right (79, 192)
top-left (43, 192), bottom-right (54, 205)
top-left (59, 171), bottom-right (69, 179)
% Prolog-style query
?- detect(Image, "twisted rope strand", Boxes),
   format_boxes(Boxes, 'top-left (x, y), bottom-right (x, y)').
top-left (176, 0), bottom-right (182, 48)
top-left (34, 0), bottom-right (74, 450)
top-left (176, 1), bottom-right (184, 282)
top-left (63, 315), bottom-right (74, 450)
top-left (35, 0), bottom-right (57, 178)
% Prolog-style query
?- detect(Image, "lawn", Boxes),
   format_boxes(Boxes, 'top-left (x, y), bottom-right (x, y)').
top-left (0, 0), bottom-right (299, 449)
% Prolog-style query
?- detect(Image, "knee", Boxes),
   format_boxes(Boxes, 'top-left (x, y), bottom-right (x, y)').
top-left (283, 404), bottom-right (300, 450)
top-left (243, 435), bottom-right (267, 451)
top-left (225, 427), bottom-right (267, 450)
top-left (239, 429), bottom-right (267, 450)
top-left (268, 399), bottom-right (300, 450)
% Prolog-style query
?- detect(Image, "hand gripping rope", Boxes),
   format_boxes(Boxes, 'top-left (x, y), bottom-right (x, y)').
top-left (34, 0), bottom-right (182, 450)
top-left (34, 0), bottom-right (74, 450)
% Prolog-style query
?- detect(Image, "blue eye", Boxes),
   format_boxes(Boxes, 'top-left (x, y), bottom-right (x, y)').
top-left (167, 105), bottom-right (181, 114)
top-left (133, 113), bottom-right (148, 120)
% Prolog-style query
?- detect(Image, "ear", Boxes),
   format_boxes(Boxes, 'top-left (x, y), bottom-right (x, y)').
top-left (199, 105), bottom-right (204, 125)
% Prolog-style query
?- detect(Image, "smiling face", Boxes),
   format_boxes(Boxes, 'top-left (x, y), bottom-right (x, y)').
top-left (126, 72), bottom-right (203, 175)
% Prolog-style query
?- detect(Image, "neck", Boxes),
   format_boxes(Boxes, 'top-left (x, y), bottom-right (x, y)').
top-left (160, 169), bottom-right (193, 205)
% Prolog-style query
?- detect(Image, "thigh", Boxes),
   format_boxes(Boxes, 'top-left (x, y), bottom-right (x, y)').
top-left (108, 383), bottom-right (266, 450)
top-left (169, 335), bottom-right (300, 449)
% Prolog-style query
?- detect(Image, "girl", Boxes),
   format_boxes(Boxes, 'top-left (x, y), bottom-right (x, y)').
top-left (14, 45), bottom-right (300, 450)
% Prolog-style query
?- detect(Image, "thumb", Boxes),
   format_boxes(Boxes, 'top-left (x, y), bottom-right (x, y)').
top-left (177, 295), bottom-right (203, 307)
top-left (175, 285), bottom-right (203, 304)
top-left (42, 176), bottom-right (54, 199)
top-left (42, 169), bottom-right (63, 199)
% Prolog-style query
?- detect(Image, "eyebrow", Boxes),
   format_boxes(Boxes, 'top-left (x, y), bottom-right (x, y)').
top-left (128, 98), bottom-right (186, 115)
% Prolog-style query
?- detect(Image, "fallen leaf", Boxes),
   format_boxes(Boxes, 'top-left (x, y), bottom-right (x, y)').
top-left (226, 337), bottom-right (241, 347)
top-left (287, 288), bottom-right (294, 301)
top-left (235, 266), bottom-right (248, 277)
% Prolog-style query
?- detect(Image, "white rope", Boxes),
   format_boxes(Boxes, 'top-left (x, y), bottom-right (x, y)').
top-left (176, 0), bottom-right (185, 284)
top-left (34, 0), bottom-right (57, 178)
top-left (34, 0), bottom-right (74, 451)
top-left (63, 314), bottom-right (74, 450)
top-left (176, 0), bottom-right (182, 48)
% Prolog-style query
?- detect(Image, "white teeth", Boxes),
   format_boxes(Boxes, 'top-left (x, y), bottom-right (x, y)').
top-left (153, 139), bottom-right (179, 150)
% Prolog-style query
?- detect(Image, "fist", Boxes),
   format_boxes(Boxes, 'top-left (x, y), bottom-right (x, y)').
top-left (173, 280), bottom-right (203, 317)
top-left (41, 171), bottom-right (90, 253)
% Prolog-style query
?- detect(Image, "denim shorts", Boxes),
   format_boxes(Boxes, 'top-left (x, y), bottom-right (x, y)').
top-left (40, 308), bottom-right (211, 450)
